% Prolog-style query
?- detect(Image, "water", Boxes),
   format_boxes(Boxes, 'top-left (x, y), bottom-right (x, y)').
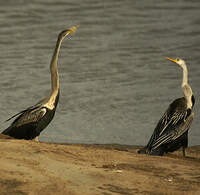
top-left (0, 0), bottom-right (199, 146)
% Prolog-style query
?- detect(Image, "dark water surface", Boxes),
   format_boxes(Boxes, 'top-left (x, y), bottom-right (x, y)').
top-left (0, 0), bottom-right (199, 145)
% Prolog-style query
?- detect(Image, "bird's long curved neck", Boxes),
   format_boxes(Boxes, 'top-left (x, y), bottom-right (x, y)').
top-left (181, 65), bottom-right (193, 108)
top-left (50, 37), bottom-right (63, 94)
top-left (181, 65), bottom-right (188, 87)
top-left (44, 36), bottom-right (63, 110)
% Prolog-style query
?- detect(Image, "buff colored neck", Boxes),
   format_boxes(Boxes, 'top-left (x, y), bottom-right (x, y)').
top-left (50, 37), bottom-right (63, 94)
top-left (45, 36), bottom-right (63, 109)
top-left (181, 64), bottom-right (193, 108)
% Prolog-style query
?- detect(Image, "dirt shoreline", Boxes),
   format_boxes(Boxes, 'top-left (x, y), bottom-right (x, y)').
top-left (0, 136), bottom-right (200, 195)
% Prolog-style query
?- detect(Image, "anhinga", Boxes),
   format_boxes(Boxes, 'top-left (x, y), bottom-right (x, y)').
top-left (138, 58), bottom-right (195, 156)
top-left (2, 26), bottom-right (77, 140)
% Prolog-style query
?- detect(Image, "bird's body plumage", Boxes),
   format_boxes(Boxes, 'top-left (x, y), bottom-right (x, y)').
top-left (138, 58), bottom-right (194, 156)
top-left (143, 97), bottom-right (193, 155)
top-left (2, 93), bottom-right (59, 140)
top-left (2, 26), bottom-right (77, 140)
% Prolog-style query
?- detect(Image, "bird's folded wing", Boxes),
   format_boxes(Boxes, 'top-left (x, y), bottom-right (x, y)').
top-left (151, 112), bottom-right (194, 150)
top-left (5, 105), bottom-right (41, 122)
top-left (146, 109), bottom-right (185, 149)
top-left (13, 107), bottom-right (47, 127)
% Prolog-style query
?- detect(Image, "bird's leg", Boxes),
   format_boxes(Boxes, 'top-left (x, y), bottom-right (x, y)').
top-left (182, 147), bottom-right (186, 157)
top-left (34, 136), bottom-right (39, 142)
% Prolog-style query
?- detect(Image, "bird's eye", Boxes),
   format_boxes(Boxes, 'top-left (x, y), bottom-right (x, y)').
top-left (176, 58), bottom-right (179, 61)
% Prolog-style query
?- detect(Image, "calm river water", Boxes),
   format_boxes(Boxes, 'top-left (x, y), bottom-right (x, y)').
top-left (0, 0), bottom-right (199, 145)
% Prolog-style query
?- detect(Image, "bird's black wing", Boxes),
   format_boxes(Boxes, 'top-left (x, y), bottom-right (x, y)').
top-left (2, 106), bottom-right (47, 139)
top-left (5, 105), bottom-right (40, 123)
top-left (138, 107), bottom-right (171, 154)
top-left (5, 97), bottom-right (47, 123)
top-left (146, 98), bottom-right (187, 149)
top-left (151, 112), bottom-right (194, 150)
top-left (11, 106), bottom-right (47, 127)
top-left (146, 109), bottom-right (169, 149)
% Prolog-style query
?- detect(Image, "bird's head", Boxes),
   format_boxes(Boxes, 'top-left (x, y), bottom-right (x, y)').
top-left (58, 25), bottom-right (78, 40)
top-left (166, 57), bottom-right (187, 69)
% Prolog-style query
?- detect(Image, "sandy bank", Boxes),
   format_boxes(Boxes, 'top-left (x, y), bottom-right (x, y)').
top-left (0, 136), bottom-right (200, 195)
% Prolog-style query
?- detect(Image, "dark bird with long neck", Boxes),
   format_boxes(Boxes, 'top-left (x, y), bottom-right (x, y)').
top-left (2, 26), bottom-right (77, 140)
top-left (138, 57), bottom-right (195, 156)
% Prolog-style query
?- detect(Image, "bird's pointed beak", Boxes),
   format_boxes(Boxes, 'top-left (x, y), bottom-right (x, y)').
top-left (67, 25), bottom-right (78, 35)
top-left (166, 57), bottom-right (177, 63)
